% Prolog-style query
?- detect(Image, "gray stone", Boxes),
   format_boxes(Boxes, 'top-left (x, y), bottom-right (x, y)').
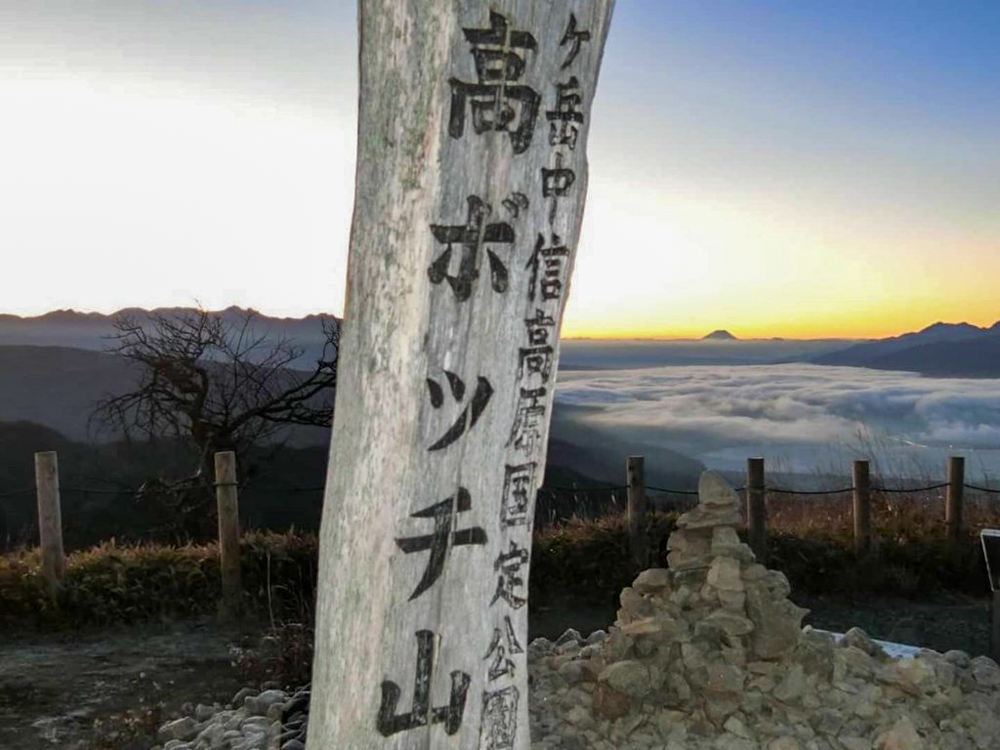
top-left (699, 470), bottom-right (742, 508)
top-left (768, 739), bottom-right (803, 750)
top-left (559, 660), bottom-right (586, 685)
top-left (842, 628), bottom-right (885, 658)
top-left (157, 717), bottom-right (200, 743)
top-left (232, 687), bottom-right (257, 706)
top-left (701, 609), bottom-right (754, 637)
top-left (707, 557), bottom-right (744, 592)
top-left (245, 689), bottom-right (287, 717)
top-left (194, 703), bottom-right (216, 722)
top-left (745, 584), bottom-right (807, 660)
top-left (705, 662), bottom-right (744, 694)
top-left (556, 628), bottom-right (583, 647)
top-left (970, 655), bottom-right (1000, 688)
top-left (873, 716), bottom-right (923, 750)
top-left (773, 664), bottom-right (806, 704)
top-left (599, 661), bottom-right (651, 698)
top-left (633, 568), bottom-right (671, 595)
top-left (944, 650), bottom-right (971, 668)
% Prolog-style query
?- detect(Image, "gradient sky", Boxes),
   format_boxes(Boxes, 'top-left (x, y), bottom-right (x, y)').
top-left (1, 1), bottom-right (997, 339)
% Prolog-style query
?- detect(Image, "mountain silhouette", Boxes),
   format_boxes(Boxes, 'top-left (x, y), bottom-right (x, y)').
top-left (702, 329), bottom-right (737, 341)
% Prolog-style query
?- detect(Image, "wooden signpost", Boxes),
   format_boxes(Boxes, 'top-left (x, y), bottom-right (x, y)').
top-left (307, 2), bottom-right (614, 748)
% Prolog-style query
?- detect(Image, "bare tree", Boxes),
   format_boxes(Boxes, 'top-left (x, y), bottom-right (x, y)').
top-left (92, 307), bottom-right (339, 536)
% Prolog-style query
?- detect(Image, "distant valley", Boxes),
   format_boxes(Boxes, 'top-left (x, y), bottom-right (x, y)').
top-left (1, 308), bottom-right (999, 511)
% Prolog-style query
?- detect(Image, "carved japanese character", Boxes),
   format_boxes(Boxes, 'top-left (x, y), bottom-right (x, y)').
top-left (449, 12), bottom-right (541, 154)
top-left (501, 463), bottom-right (536, 527)
top-left (490, 540), bottom-right (529, 609)
top-left (502, 191), bottom-right (529, 218)
top-left (429, 196), bottom-right (514, 301)
top-left (547, 77), bottom-right (584, 150)
top-left (427, 371), bottom-right (494, 451)
top-left (395, 487), bottom-right (487, 600)
top-left (507, 386), bottom-right (548, 456)
top-left (377, 630), bottom-right (471, 736)
top-left (484, 615), bottom-right (524, 681)
top-left (480, 686), bottom-right (519, 750)
top-left (542, 153), bottom-right (576, 197)
top-left (524, 308), bottom-right (556, 346)
top-left (518, 345), bottom-right (554, 384)
top-left (559, 13), bottom-right (592, 69)
top-left (526, 234), bottom-right (570, 302)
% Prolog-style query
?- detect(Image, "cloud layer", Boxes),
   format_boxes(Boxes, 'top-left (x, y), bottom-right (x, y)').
top-left (554, 364), bottom-right (1000, 479)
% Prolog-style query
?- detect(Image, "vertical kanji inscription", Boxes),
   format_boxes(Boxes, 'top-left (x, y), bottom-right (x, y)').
top-left (449, 12), bottom-right (542, 154)
top-left (378, 630), bottom-right (471, 737)
top-left (430, 196), bottom-right (515, 301)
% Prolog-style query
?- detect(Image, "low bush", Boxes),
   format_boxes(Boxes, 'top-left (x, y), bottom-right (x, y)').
top-left (0, 531), bottom-right (316, 629)
top-left (0, 508), bottom-right (990, 631)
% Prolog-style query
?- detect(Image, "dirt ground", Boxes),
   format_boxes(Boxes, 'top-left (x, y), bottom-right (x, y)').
top-left (2, 595), bottom-right (994, 749)
top-left (0, 617), bottom-right (258, 750)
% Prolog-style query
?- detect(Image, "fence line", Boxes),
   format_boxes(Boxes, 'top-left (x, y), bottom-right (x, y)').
top-left (532, 456), bottom-right (1000, 560)
top-left (5, 477), bottom-right (997, 503)
top-left (6, 452), bottom-right (1000, 564)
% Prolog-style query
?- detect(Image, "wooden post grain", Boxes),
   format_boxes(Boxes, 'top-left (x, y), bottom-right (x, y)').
top-left (34, 451), bottom-right (64, 599)
top-left (947, 456), bottom-right (965, 547)
top-left (627, 456), bottom-right (647, 567)
top-left (747, 457), bottom-right (767, 564)
top-left (215, 451), bottom-right (241, 621)
top-left (853, 459), bottom-right (871, 556)
top-left (991, 590), bottom-right (1000, 663)
top-left (306, 4), bottom-right (615, 747)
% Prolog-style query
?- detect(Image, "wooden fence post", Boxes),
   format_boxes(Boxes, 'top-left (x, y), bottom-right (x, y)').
top-left (947, 456), bottom-right (965, 548)
top-left (627, 456), bottom-right (647, 567)
top-left (34, 451), bottom-right (64, 600)
top-left (853, 459), bottom-right (871, 555)
top-left (305, 4), bottom-right (615, 747)
top-left (992, 591), bottom-right (1000, 663)
top-left (747, 457), bottom-right (767, 564)
top-left (215, 451), bottom-right (241, 621)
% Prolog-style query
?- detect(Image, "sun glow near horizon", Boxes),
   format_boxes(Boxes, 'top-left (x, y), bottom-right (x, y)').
top-left (0, 2), bottom-right (997, 341)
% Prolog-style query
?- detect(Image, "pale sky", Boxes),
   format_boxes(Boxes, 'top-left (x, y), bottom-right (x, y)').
top-left (1, 1), bottom-right (998, 339)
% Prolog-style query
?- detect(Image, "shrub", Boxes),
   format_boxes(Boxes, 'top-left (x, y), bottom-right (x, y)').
top-left (0, 531), bottom-right (317, 629)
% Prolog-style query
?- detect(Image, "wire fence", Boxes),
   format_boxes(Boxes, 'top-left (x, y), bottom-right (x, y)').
top-left (3, 477), bottom-right (999, 503)
top-left (4, 461), bottom-right (1000, 549)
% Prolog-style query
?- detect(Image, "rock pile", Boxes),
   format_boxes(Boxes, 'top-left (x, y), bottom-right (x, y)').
top-left (155, 471), bottom-right (1000, 749)
top-left (151, 685), bottom-right (309, 750)
top-left (527, 471), bottom-right (1000, 750)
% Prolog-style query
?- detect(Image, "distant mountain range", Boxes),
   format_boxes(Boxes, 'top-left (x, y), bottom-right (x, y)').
top-left (810, 321), bottom-right (1000, 377)
top-left (0, 306), bottom-right (338, 364)
top-left (1, 308), bottom-right (999, 454)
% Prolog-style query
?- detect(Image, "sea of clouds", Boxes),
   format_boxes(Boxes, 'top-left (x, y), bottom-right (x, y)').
top-left (553, 364), bottom-right (1000, 482)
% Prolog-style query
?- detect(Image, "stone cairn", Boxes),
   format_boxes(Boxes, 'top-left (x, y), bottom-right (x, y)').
top-left (527, 471), bottom-right (1000, 750)
top-left (154, 470), bottom-right (1000, 749)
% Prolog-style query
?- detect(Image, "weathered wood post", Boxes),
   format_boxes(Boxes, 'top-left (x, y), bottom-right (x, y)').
top-left (853, 459), bottom-right (871, 556)
top-left (627, 456), bottom-right (647, 567)
top-left (746, 457), bottom-right (767, 564)
top-left (35, 451), bottom-right (64, 599)
top-left (947, 455), bottom-right (965, 548)
top-left (992, 590), bottom-right (1000, 662)
top-left (307, 3), bottom-right (614, 747)
top-left (214, 451), bottom-right (241, 621)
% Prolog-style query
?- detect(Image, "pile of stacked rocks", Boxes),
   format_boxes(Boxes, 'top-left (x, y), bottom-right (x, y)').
top-left (152, 685), bottom-right (309, 750)
top-left (527, 471), bottom-right (1000, 750)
